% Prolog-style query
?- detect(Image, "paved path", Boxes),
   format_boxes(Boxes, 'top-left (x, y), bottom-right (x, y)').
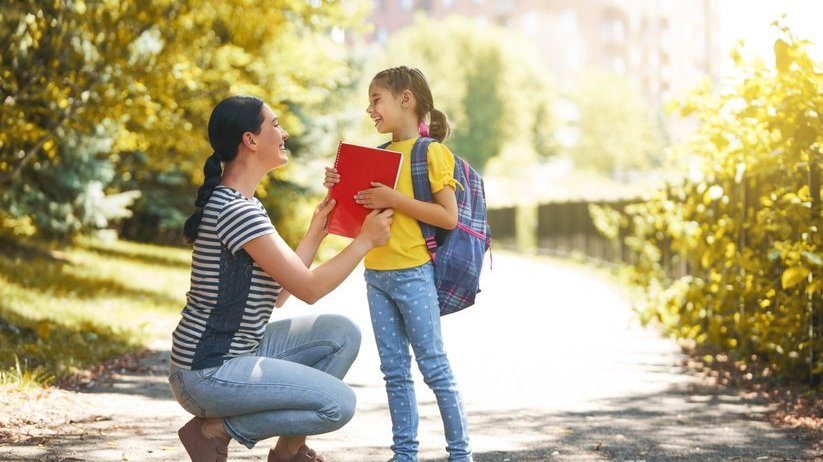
top-left (2, 252), bottom-right (817, 461)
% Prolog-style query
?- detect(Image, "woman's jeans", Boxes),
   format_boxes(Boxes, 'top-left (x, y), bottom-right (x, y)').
top-left (365, 262), bottom-right (472, 462)
top-left (168, 313), bottom-right (361, 448)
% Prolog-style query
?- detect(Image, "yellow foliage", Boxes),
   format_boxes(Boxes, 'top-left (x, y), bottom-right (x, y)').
top-left (808, 279), bottom-right (823, 295)
top-left (782, 266), bottom-right (810, 290)
top-left (1, 0), bottom-right (370, 186)
top-left (613, 27), bottom-right (823, 382)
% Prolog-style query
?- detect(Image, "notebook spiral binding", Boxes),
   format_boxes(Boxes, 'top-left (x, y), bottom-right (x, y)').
top-left (324, 142), bottom-right (344, 234)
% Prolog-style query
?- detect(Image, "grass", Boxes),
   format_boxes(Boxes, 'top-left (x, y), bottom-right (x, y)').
top-left (0, 237), bottom-right (191, 388)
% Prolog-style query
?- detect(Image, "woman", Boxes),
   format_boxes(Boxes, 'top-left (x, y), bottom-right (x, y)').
top-left (168, 95), bottom-right (393, 462)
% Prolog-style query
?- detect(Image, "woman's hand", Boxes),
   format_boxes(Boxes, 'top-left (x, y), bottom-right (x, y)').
top-left (307, 197), bottom-right (336, 238)
top-left (323, 166), bottom-right (339, 190)
top-left (356, 208), bottom-right (393, 248)
top-left (355, 182), bottom-right (399, 209)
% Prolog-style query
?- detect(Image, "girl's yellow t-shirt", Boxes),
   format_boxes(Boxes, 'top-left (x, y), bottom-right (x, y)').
top-left (364, 138), bottom-right (460, 270)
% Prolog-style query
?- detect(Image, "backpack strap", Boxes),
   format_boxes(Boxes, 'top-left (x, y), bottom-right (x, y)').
top-left (410, 137), bottom-right (438, 262)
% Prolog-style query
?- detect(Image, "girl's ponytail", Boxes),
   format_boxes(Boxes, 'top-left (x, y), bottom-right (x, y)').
top-left (183, 152), bottom-right (223, 243)
top-left (428, 108), bottom-right (450, 143)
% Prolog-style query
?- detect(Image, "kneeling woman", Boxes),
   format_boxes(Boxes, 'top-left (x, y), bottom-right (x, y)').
top-left (168, 95), bottom-right (393, 462)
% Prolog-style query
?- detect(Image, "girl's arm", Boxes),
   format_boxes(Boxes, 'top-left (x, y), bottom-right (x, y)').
top-left (356, 181), bottom-right (457, 230)
top-left (245, 208), bottom-right (393, 305)
top-left (326, 165), bottom-right (457, 229)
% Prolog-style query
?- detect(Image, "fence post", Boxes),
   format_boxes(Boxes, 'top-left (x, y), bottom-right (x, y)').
top-left (737, 175), bottom-right (747, 350)
top-left (810, 153), bottom-right (821, 387)
top-left (515, 203), bottom-right (537, 255)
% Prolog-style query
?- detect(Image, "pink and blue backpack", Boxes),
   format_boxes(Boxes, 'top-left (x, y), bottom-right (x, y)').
top-left (381, 137), bottom-right (492, 315)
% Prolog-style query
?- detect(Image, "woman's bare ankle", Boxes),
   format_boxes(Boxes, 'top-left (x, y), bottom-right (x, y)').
top-left (273, 436), bottom-right (306, 456)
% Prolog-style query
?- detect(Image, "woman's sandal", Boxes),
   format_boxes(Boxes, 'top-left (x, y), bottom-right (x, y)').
top-left (268, 444), bottom-right (327, 462)
top-left (178, 417), bottom-right (229, 462)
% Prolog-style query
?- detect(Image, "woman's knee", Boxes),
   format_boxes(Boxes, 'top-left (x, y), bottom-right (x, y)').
top-left (339, 384), bottom-right (357, 425)
top-left (320, 314), bottom-right (362, 349)
top-left (321, 384), bottom-right (357, 430)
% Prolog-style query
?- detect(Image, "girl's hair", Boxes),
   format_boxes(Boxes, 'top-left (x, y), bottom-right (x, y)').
top-left (371, 66), bottom-right (450, 143)
top-left (183, 95), bottom-right (265, 243)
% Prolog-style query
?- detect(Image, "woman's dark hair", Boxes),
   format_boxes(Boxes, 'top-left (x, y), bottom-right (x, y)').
top-left (183, 95), bottom-right (265, 243)
top-left (371, 66), bottom-right (450, 142)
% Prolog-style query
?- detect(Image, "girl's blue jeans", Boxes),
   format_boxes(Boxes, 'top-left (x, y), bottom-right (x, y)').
top-left (167, 313), bottom-right (361, 448)
top-left (365, 262), bottom-right (472, 462)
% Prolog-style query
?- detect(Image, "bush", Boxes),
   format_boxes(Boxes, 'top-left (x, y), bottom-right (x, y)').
top-left (597, 30), bottom-right (823, 382)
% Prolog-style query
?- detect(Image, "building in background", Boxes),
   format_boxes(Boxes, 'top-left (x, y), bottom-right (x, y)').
top-left (368, 0), bottom-right (722, 138)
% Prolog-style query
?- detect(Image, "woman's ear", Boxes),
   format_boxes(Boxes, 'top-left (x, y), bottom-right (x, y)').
top-left (242, 132), bottom-right (257, 151)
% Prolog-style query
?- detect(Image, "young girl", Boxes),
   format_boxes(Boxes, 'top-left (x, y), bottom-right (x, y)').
top-left (325, 66), bottom-right (472, 462)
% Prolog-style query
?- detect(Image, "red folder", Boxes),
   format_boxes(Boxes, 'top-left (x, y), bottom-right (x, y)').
top-left (326, 142), bottom-right (403, 238)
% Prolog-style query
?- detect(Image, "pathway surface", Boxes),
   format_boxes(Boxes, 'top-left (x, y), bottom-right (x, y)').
top-left (2, 252), bottom-right (817, 461)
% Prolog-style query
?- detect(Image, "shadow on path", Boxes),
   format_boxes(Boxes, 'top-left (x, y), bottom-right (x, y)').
top-left (3, 360), bottom-right (814, 462)
top-left (466, 384), bottom-right (810, 462)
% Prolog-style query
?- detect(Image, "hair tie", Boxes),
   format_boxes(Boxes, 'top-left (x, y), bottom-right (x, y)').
top-left (418, 121), bottom-right (429, 137)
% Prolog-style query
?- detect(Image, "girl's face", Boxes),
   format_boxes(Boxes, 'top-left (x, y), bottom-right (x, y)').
top-left (255, 104), bottom-right (289, 169)
top-left (366, 82), bottom-right (405, 135)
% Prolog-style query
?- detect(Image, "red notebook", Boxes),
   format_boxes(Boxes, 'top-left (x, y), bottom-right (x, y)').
top-left (326, 142), bottom-right (403, 238)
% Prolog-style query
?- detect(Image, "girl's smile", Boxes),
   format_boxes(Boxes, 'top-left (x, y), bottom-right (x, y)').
top-left (367, 83), bottom-right (405, 135)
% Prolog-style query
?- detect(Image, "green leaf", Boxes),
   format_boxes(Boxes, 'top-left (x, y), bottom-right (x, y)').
top-left (782, 266), bottom-right (810, 289)
top-left (768, 249), bottom-right (782, 261)
top-left (802, 251), bottom-right (823, 266)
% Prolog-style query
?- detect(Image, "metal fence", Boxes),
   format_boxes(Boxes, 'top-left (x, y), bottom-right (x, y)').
top-left (486, 207), bottom-right (516, 249)
top-left (536, 199), bottom-right (634, 262)
top-left (487, 199), bottom-right (634, 262)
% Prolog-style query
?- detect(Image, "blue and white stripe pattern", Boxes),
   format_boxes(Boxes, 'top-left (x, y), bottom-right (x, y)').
top-left (171, 186), bottom-right (282, 370)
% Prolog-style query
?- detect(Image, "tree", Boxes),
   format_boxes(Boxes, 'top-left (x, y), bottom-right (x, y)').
top-left (448, 48), bottom-right (505, 169)
top-left (571, 68), bottom-right (664, 176)
top-left (1, 0), bottom-right (370, 240)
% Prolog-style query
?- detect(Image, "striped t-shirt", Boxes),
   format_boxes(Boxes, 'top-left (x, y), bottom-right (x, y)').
top-left (170, 186), bottom-right (282, 370)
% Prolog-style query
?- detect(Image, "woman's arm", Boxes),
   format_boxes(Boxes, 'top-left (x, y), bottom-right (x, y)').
top-left (273, 231), bottom-right (323, 307)
top-left (245, 208), bottom-right (393, 305)
top-left (274, 199), bottom-right (331, 307)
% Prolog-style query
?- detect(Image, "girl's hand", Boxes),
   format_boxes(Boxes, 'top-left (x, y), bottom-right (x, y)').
top-left (355, 182), bottom-right (397, 209)
top-left (357, 208), bottom-right (393, 248)
top-left (307, 197), bottom-right (336, 237)
top-left (323, 167), bottom-right (339, 190)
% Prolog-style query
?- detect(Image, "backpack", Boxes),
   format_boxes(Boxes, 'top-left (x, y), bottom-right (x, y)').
top-left (381, 137), bottom-right (492, 315)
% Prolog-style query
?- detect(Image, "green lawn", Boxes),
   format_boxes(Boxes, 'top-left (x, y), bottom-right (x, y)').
top-left (0, 237), bottom-right (190, 387)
